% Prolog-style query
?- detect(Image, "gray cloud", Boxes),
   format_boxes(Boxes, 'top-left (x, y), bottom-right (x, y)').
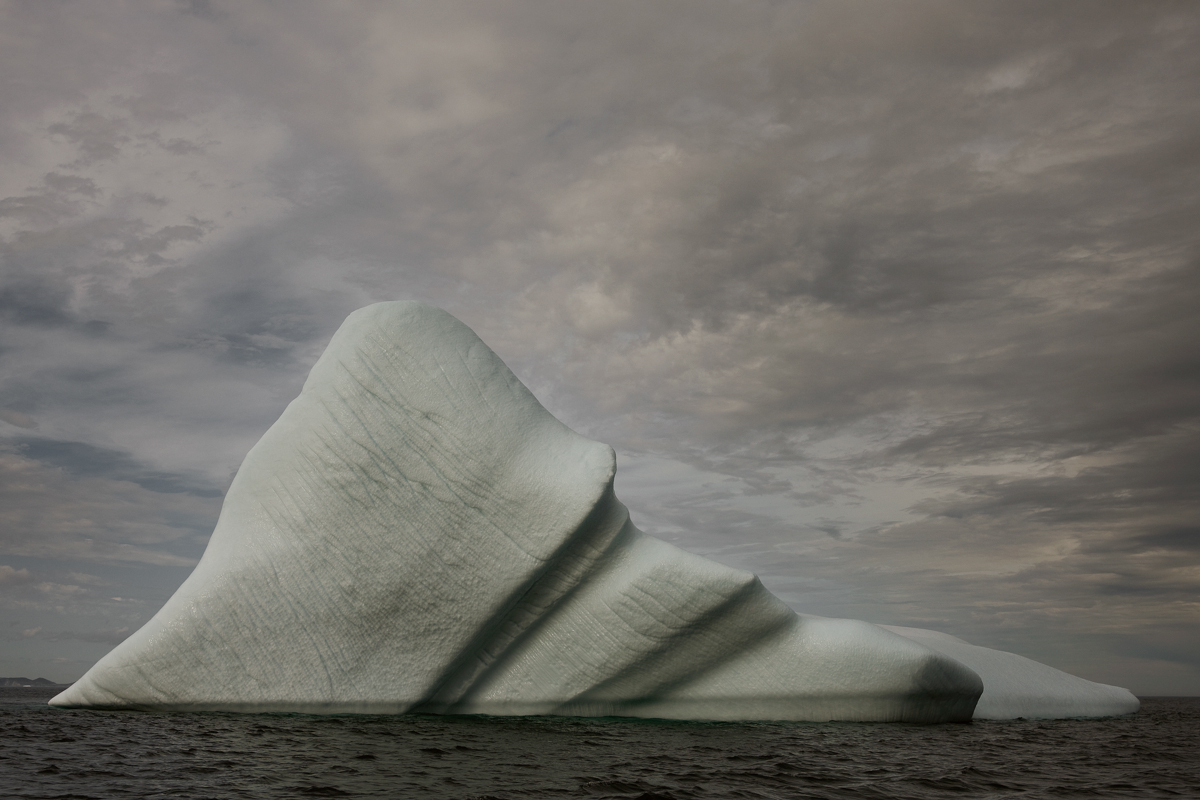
top-left (0, 441), bottom-right (218, 566)
top-left (18, 627), bottom-right (134, 646)
top-left (0, 0), bottom-right (1197, 691)
top-left (10, 437), bottom-right (223, 498)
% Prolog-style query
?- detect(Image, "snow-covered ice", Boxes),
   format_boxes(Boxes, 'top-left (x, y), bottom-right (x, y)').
top-left (51, 302), bottom-right (1135, 720)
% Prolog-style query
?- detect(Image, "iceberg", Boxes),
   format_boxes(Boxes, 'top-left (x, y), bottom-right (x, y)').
top-left (50, 302), bottom-right (1135, 721)
top-left (884, 626), bottom-right (1139, 719)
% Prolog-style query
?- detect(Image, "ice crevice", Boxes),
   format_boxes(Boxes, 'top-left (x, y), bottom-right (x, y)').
top-left (51, 302), bottom-right (1138, 721)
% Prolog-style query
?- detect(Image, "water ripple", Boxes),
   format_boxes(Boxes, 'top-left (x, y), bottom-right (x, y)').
top-left (1, 689), bottom-right (1195, 799)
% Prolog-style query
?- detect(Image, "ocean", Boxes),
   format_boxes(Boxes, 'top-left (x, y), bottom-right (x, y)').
top-left (2, 688), bottom-right (1196, 799)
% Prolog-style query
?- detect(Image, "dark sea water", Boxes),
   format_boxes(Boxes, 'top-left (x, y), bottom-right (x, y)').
top-left (2, 689), bottom-right (1196, 800)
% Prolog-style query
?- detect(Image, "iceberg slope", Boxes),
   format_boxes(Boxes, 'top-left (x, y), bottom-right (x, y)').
top-left (50, 301), bottom-right (980, 721)
top-left (884, 626), bottom-right (1139, 719)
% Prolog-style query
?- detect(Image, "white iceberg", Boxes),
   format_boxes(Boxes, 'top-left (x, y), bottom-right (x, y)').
top-left (884, 626), bottom-right (1138, 719)
top-left (51, 302), bottom-right (1136, 721)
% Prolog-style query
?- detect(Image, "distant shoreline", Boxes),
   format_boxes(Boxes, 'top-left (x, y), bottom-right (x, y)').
top-left (0, 678), bottom-right (72, 688)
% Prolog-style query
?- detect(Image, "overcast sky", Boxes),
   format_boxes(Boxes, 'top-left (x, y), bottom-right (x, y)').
top-left (1, 0), bottom-right (1197, 695)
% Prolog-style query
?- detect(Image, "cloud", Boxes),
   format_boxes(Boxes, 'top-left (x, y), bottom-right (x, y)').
top-left (0, 565), bottom-right (33, 586)
top-left (0, 0), bottom-right (1197, 691)
top-left (0, 409), bottom-right (37, 430)
top-left (17, 626), bottom-right (133, 646)
top-left (10, 437), bottom-right (222, 498)
top-left (0, 441), bottom-right (217, 566)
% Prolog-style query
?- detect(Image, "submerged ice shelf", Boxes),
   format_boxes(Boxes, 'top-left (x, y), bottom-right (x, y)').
top-left (52, 302), bottom-right (1137, 721)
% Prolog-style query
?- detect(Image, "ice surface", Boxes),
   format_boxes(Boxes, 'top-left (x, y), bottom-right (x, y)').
top-left (884, 626), bottom-right (1139, 719)
top-left (49, 302), bottom-right (1127, 721)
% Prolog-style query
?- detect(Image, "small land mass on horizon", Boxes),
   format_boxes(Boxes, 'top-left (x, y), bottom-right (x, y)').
top-left (1, 677), bottom-right (71, 688)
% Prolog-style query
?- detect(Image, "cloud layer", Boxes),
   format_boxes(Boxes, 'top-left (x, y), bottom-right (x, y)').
top-left (1, 0), bottom-right (1197, 692)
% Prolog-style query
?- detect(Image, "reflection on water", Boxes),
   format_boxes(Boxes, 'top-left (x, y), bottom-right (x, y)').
top-left (2, 688), bottom-right (1196, 799)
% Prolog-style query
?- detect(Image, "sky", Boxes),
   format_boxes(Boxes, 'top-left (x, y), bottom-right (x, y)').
top-left (0, 0), bottom-right (1197, 695)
